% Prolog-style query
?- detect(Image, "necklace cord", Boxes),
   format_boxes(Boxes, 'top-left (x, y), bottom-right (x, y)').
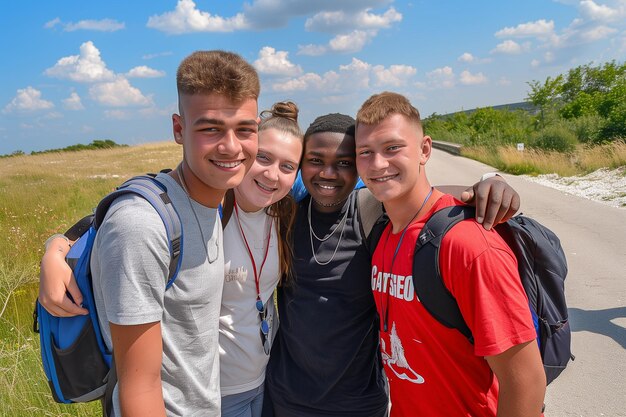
top-left (382, 186), bottom-right (434, 332)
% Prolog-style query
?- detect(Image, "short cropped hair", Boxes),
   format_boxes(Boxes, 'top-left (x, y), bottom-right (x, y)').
top-left (356, 91), bottom-right (422, 130)
top-left (304, 113), bottom-right (355, 141)
top-left (176, 50), bottom-right (260, 103)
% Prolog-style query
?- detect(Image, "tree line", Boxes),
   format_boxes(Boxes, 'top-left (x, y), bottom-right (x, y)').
top-left (424, 61), bottom-right (626, 152)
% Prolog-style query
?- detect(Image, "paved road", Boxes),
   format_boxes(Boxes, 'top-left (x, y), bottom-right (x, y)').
top-left (428, 148), bottom-right (626, 417)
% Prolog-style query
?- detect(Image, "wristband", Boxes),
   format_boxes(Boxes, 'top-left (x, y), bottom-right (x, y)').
top-left (480, 172), bottom-right (501, 181)
top-left (44, 233), bottom-right (71, 251)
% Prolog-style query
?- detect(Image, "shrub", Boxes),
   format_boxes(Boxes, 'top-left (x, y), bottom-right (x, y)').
top-left (599, 101), bottom-right (626, 142)
top-left (569, 114), bottom-right (605, 144)
top-left (530, 125), bottom-right (578, 152)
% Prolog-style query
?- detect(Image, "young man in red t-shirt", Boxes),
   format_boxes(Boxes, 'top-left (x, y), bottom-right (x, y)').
top-left (354, 92), bottom-right (546, 417)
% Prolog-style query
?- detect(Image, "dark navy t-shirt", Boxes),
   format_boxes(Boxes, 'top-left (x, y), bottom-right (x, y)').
top-left (265, 191), bottom-right (388, 416)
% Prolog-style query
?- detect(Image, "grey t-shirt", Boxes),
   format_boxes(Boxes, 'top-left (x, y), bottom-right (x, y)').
top-left (91, 173), bottom-right (223, 417)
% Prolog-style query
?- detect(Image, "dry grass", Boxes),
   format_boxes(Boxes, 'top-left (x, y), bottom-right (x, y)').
top-left (461, 141), bottom-right (626, 177)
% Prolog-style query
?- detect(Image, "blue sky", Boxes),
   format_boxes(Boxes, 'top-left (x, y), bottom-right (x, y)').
top-left (1, 0), bottom-right (625, 155)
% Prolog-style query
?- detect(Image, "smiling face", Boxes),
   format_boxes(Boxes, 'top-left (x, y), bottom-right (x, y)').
top-left (355, 113), bottom-right (431, 206)
top-left (301, 131), bottom-right (358, 212)
top-left (173, 93), bottom-right (259, 207)
top-left (234, 127), bottom-right (303, 212)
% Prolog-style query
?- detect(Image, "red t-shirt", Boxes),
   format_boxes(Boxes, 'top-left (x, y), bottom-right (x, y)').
top-left (371, 195), bottom-right (537, 416)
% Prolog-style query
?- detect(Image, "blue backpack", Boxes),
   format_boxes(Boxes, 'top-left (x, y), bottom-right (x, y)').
top-left (33, 175), bottom-right (183, 405)
top-left (368, 205), bottom-right (574, 385)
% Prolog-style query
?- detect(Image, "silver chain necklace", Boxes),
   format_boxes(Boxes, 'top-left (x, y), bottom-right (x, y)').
top-left (308, 197), bottom-right (350, 265)
top-left (176, 164), bottom-right (216, 263)
top-left (308, 197), bottom-right (350, 242)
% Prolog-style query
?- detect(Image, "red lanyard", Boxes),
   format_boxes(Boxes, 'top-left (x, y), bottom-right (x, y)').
top-left (233, 201), bottom-right (272, 302)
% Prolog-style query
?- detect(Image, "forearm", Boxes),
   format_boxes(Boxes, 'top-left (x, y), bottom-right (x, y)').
top-left (496, 375), bottom-right (545, 417)
top-left (111, 322), bottom-right (166, 417)
top-left (118, 371), bottom-right (166, 417)
top-left (487, 341), bottom-right (546, 417)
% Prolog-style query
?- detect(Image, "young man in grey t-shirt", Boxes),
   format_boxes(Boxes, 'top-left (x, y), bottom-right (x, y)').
top-left (42, 50), bottom-right (261, 417)
top-left (97, 51), bottom-right (260, 417)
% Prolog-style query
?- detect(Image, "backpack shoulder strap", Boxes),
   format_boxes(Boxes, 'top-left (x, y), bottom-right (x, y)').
top-left (413, 205), bottom-right (475, 342)
top-left (94, 175), bottom-right (183, 289)
top-left (356, 188), bottom-right (387, 255)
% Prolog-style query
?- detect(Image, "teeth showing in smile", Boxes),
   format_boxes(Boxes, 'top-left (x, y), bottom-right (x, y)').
top-left (255, 181), bottom-right (276, 192)
top-left (318, 184), bottom-right (337, 190)
top-left (373, 175), bottom-right (395, 182)
top-left (213, 160), bottom-right (242, 168)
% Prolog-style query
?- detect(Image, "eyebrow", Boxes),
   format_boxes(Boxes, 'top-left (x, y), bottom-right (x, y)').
top-left (193, 118), bottom-right (258, 126)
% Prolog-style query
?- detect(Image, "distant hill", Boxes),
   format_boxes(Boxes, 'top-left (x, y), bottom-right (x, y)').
top-left (433, 101), bottom-right (539, 119)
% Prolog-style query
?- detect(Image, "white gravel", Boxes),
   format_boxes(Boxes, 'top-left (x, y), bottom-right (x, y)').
top-left (521, 167), bottom-right (626, 208)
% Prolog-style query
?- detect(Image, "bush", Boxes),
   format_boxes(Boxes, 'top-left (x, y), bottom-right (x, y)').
top-left (569, 114), bottom-right (605, 144)
top-left (530, 125), bottom-right (578, 152)
top-left (599, 101), bottom-right (626, 142)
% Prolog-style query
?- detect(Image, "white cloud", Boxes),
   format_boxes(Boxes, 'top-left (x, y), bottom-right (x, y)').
top-left (254, 47), bottom-right (303, 76)
top-left (44, 17), bottom-right (61, 29)
top-left (62, 92), bottom-right (84, 110)
top-left (3, 86), bottom-right (54, 114)
top-left (531, 59), bottom-right (541, 68)
top-left (272, 73), bottom-right (326, 92)
top-left (242, 0), bottom-right (389, 29)
top-left (44, 18), bottom-right (125, 32)
top-left (495, 19), bottom-right (555, 38)
top-left (458, 52), bottom-right (475, 63)
top-left (459, 71), bottom-right (487, 85)
top-left (298, 29), bottom-right (377, 55)
top-left (89, 77), bottom-right (152, 107)
top-left (373, 64), bottom-right (417, 87)
top-left (147, 0), bottom-right (248, 34)
top-left (339, 58), bottom-right (371, 89)
top-left (45, 41), bottom-right (115, 83)
top-left (491, 40), bottom-right (530, 54)
top-left (297, 44), bottom-right (327, 56)
top-left (64, 19), bottom-right (125, 32)
top-left (125, 65), bottom-right (166, 78)
top-left (579, 0), bottom-right (624, 21)
top-left (305, 7), bottom-right (402, 33)
top-left (426, 66), bottom-right (456, 89)
top-left (544, 51), bottom-right (555, 63)
top-left (579, 25), bottom-right (618, 41)
top-left (329, 30), bottom-right (376, 53)
top-left (270, 58), bottom-right (417, 93)
top-left (139, 103), bottom-right (178, 118)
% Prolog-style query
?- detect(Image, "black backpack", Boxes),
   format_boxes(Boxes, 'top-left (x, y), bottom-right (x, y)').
top-left (369, 205), bottom-right (574, 385)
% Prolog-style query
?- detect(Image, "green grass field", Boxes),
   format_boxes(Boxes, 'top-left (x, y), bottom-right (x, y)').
top-left (0, 143), bottom-right (180, 416)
